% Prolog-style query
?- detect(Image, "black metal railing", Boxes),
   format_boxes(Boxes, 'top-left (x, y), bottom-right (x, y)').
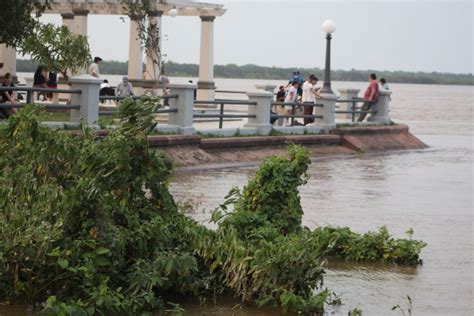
top-left (193, 99), bottom-right (257, 129)
top-left (98, 94), bottom-right (179, 116)
top-left (335, 98), bottom-right (377, 122)
top-left (0, 86), bottom-right (82, 113)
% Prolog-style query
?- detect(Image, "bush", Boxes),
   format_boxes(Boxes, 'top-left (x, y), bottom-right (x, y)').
top-left (0, 105), bottom-right (426, 315)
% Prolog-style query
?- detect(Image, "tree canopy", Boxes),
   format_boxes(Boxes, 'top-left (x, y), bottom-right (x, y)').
top-left (20, 23), bottom-right (91, 79)
top-left (0, 0), bottom-right (49, 47)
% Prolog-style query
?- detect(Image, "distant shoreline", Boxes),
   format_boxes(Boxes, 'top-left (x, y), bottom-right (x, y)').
top-left (16, 59), bottom-right (473, 86)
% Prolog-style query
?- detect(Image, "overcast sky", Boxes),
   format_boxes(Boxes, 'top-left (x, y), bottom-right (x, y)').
top-left (39, 0), bottom-right (473, 74)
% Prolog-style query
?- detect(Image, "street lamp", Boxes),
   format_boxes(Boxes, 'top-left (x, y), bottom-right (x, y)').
top-left (169, 7), bottom-right (178, 18)
top-left (321, 20), bottom-right (336, 94)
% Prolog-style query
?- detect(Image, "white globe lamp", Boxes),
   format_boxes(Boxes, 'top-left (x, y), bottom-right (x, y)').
top-left (169, 7), bottom-right (178, 18)
top-left (322, 19), bottom-right (336, 34)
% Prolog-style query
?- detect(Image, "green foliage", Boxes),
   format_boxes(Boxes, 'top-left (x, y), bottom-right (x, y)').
top-left (310, 226), bottom-right (426, 265)
top-left (0, 104), bottom-right (204, 314)
top-left (19, 23), bottom-right (91, 79)
top-left (0, 106), bottom-right (426, 315)
top-left (0, 0), bottom-right (49, 47)
top-left (219, 144), bottom-right (311, 236)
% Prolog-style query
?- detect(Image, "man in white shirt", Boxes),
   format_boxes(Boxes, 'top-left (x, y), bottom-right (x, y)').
top-left (88, 57), bottom-right (102, 78)
top-left (117, 77), bottom-right (134, 97)
top-left (302, 75), bottom-right (322, 125)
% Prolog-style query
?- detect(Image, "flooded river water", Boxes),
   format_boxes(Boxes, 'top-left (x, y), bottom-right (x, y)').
top-left (168, 81), bottom-right (473, 315)
top-left (2, 80), bottom-right (472, 315)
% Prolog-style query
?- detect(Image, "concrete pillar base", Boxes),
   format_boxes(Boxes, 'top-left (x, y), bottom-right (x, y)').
top-left (315, 93), bottom-right (337, 133)
top-left (368, 90), bottom-right (391, 124)
top-left (338, 88), bottom-right (360, 119)
top-left (244, 90), bottom-right (273, 136)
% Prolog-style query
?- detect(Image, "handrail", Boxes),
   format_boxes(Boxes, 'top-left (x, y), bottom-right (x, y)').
top-left (194, 100), bottom-right (257, 106)
top-left (0, 103), bottom-right (81, 110)
top-left (272, 101), bottom-right (324, 108)
top-left (0, 86), bottom-right (82, 94)
top-left (215, 90), bottom-right (247, 94)
top-left (194, 114), bottom-right (256, 119)
top-left (193, 99), bottom-right (258, 129)
top-left (337, 98), bottom-right (376, 103)
top-left (99, 94), bottom-right (179, 101)
top-left (99, 108), bottom-right (178, 116)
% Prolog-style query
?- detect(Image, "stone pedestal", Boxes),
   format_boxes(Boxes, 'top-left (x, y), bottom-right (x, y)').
top-left (168, 84), bottom-right (197, 135)
top-left (69, 74), bottom-right (101, 127)
top-left (338, 88), bottom-right (360, 119)
top-left (314, 93), bottom-right (337, 133)
top-left (368, 90), bottom-right (392, 124)
top-left (255, 84), bottom-right (277, 100)
top-left (244, 91), bottom-right (273, 135)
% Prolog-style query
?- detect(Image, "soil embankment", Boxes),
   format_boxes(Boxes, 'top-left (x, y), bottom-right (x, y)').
top-left (146, 124), bottom-right (426, 167)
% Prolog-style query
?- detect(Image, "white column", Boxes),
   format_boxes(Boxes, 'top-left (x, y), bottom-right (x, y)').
top-left (61, 13), bottom-right (74, 30)
top-left (0, 44), bottom-right (16, 77)
top-left (244, 91), bottom-right (273, 135)
top-left (168, 84), bottom-right (197, 135)
top-left (72, 10), bottom-right (88, 36)
top-left (314, 93), bottom-right (337, 133)
top-left (72, 10), bottom-right (89, 75)
top-left (338, 88), bottom-right (360, 119)
top-left (69, 74), bottom-right (101, 127)
top-left (368, 90), bottom-right (392, 124)
top-left (128, 18), bottom-right (143, 79)
top-left (144, 11), bottom-right (162, 81)
top-left (197, 16), bottom-right (216, 101)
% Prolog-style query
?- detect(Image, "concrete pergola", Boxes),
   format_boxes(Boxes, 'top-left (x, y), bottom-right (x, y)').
top-left (0, 0), bottom-right (226, 100)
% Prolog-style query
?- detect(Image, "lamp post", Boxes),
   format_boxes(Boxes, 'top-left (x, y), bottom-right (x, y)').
top-left (321, 20), bottom-right (336, 94)
top-left (169, 7), bottom-right (178, 17)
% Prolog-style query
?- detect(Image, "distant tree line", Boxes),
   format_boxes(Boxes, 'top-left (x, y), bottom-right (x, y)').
top-left (16, 59), bottom-right (473, 86)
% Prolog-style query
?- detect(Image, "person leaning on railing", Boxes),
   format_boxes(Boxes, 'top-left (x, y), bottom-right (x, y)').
top-left (0, 72), bottom-right (16, 119)
top-left (358, 73), bottom-right (379, 122)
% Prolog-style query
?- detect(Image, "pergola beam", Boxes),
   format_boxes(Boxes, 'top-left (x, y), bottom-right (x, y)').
top-left (45, 0), bottom-right (226, 17)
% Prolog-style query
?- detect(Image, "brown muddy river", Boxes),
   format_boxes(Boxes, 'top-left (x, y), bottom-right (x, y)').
top-left (170, 82), bottom-right (474, 315)
top-left (2, 81), bottom-right (472, 315)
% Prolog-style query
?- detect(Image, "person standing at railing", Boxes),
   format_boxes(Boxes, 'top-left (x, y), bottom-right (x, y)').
top-left (283, 80), bottom-right (299, 126)
top-left (88, 57), bottom-right (102, 78)
top-left (302, 75), bottom-right (322, 125)
top-left (273, 86), bottom-right (286, 126)
top-left (0, 72), bottom-right (16, 118)
top-left (358, 73), bottom-right (379, 122)
top-left (116, 77), bottom-right (134, 97)
top-left (33, 65), bottom-right (48, 101)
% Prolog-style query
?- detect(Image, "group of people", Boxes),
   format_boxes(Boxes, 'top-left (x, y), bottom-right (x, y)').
top-left (273, 71), bottom-right (390, 125)
top-left (274, 71), bottom-right (323, 126)
top-left (90, 56), bottom-right (171, 99)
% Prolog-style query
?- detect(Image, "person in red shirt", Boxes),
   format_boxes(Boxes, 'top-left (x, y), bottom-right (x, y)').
top-left (357, 73), bottom-right (379, 122)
